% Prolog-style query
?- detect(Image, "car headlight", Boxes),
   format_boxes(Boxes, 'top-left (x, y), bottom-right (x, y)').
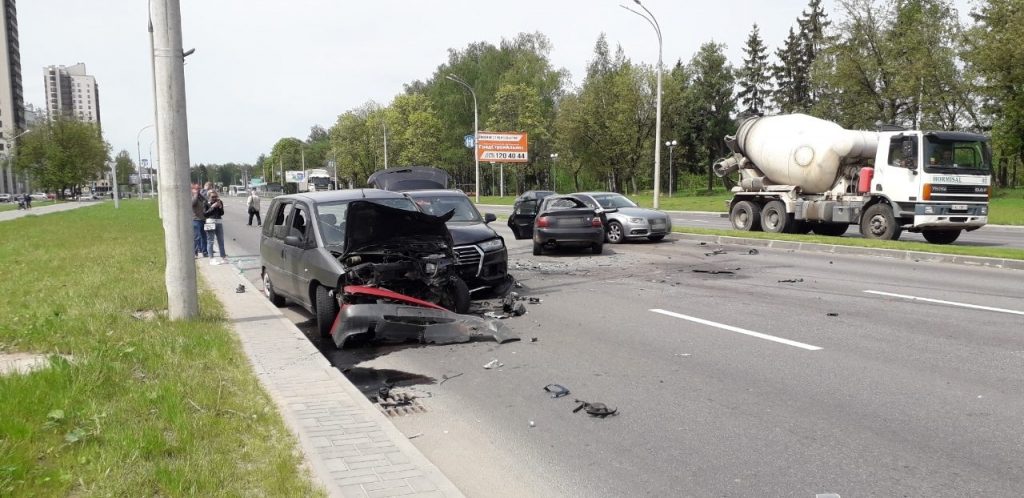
top-left (629, 217), bottom-right (645, 224)
top-left (424, 262), bottom-right (438, 274)
top-left (478, 238), bottom-right (504, 252)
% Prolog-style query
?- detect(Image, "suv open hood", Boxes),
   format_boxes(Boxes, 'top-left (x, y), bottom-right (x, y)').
top-left (343, 200), bottom-right (455, 256)
top-left (367, 167), bottom-right (450, 191)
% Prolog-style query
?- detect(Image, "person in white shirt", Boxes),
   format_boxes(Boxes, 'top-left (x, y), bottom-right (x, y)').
top-left (246, 189), bottom-right (262, 227)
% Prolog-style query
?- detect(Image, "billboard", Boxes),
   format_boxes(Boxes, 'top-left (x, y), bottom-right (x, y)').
top-left (285, 170), bottom-right (306, 183)
top-left (476, 131), bottom-right (528, 163)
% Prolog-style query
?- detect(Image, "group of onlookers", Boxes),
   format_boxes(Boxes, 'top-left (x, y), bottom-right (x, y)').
top-left (191, 182), bottom-right (227, 264)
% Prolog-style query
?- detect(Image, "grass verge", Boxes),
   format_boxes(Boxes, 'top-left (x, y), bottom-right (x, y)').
top-left (0, 202), bottom-right (322, 497)
top-left (674, 226), bottom-right (1024, 260)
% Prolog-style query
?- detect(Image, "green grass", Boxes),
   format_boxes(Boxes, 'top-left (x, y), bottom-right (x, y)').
top-left (0, 202), bottom-right (322, 497)
top-left (478, 188), bottom-right (1024, 225)
top-left (674, 226), bottom-right (1024, 260)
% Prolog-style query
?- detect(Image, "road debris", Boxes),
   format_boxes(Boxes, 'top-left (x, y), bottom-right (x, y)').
top-left (573, 400), bottom-right (618, 417)
top-left (408, 432), bottom-right (423, 439)
top-left (528, 297), bottom-right (542, 304)
top-left (826, 312), bottom-right (839, 317)
top-left (543, 384), bottom-right (571, 398)
top-left (693, 269), bottom-right (735, 275)
top-left (704, 249), bottom-right (727, 256)
top-left (674, 353), bottom-right (692, 357)
top-left (528, 420), bottom-right (536, 428)
top-left (748, 248), bottom-right (760, 255)
top-left (778, 278), bottom-right (804, 283)
top-left (439, 372), bottom-right (464, 385)
top-left (483, 359), bottom-right (503, 369)
top-left (235, 284), bottom-right (246, 293)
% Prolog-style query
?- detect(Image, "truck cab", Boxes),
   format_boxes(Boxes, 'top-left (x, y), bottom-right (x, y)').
top-left (869, 131), bottom-right (991, 243)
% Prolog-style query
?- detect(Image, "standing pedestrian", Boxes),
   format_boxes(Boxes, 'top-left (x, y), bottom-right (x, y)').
top-left (191, 184), bottom-right (208, 257)
top-left (24, 193), bottom-right (31, 209)
top-left (246, 189), bottom-right (262, 226)
top-left (205, 190), bottom-right (227, 264)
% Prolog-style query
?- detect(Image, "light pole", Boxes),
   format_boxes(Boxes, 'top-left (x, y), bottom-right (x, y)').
top-left (445, 74), bottom-right (479, 203)
top-left (621, 0), bottom-right (663, 208)
top-left (5, 129), bottom-right (31, 195)
top-left (550, 153), bottom-right (559, 191)
top-left (136, 124), bottom-right (154, 197)
top-left (149, 141), bottom-right (157, 194)
top-left (665, 140), bottom-right (677, 196)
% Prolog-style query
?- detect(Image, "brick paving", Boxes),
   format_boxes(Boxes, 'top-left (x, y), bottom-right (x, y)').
top-left (200, 262), bottom-right (464, 498)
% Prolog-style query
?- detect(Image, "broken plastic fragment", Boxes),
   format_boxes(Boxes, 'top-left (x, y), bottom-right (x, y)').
top-left (826, 312), bottom-right (839, 317)
top-left (543, 384), bottom-right (571, 398)
top-left (483, 359), bottom-right (502, 369)
top-left (778, 278), bottom-right (804, 283)
top-left (748, 248), bottom-right (759, 255)
top-left (573, 400), bottom-right (618, 417)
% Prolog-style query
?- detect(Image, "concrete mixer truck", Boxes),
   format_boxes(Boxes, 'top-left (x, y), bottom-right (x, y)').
top-left (713, 114), bottom-right (991, 244)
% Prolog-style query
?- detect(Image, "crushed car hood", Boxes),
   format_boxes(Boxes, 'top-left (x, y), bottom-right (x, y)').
top-left (343, 200), bottom-right (455, 257)
top-left (367, 166), bottom-right (450, 191)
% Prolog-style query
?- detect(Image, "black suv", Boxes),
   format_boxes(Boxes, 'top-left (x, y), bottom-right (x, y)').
top-left (369, 167), bottom-right (511, 295)
top-left (259, 189), bottom-right (469, 339)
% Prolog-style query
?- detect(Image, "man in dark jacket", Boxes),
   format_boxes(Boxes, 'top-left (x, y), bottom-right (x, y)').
top-left (191, 184), bottom-right (208, 257)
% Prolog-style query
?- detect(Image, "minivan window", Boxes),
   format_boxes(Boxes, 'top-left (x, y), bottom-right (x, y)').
top-left (272, 202), bottom-right (294, 239)
top-left (314, 198), bottom-right (417, 248)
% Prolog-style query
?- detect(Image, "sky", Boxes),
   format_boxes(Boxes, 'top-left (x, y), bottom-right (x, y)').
top-left (18, 0), bottom-right (977, 167)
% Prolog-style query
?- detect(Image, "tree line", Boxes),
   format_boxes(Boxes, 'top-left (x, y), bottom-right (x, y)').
top-left (245, 0), bottom-right (1024, 193)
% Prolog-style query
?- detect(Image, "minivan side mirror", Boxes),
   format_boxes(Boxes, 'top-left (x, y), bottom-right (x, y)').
top-left (484, 213), bottom-right (497, 223)
top-left (284, 235), bottom-right (303, 247)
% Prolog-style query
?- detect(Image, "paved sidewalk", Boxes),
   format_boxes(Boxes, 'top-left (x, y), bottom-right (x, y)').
top-left (0, 199), bottom-right (101, 221)
top-left (198, 261), bottom-right (465, 498)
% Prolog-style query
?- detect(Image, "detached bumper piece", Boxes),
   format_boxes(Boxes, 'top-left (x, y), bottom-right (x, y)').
top-left (331, 303), bottom-right (518, 348)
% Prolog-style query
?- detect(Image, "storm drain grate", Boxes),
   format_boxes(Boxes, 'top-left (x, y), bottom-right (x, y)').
top-left (376, 392), bottom-right (428, 417)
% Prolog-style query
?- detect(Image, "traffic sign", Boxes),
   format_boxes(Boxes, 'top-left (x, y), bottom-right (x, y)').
top-left (476, 131), bottom-right (528, 163)
top-left (464, 134), bottom-right (475, 148)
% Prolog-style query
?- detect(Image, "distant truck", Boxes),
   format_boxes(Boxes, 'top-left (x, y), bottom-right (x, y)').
top-left (713, 114), bottom-right (991, 244)
top-left (300, 169), bottom-right (333, 192)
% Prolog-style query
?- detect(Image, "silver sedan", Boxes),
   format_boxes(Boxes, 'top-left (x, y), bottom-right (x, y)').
top-left (571, 192), bottom-right (672, 243)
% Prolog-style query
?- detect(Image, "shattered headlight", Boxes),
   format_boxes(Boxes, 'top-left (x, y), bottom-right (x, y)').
top-left (424, 262), bottom-right (438, 275)
top-left (478, 238), bottom-right (504, 252)
top-left (629, 217), bottom-right (645, 224)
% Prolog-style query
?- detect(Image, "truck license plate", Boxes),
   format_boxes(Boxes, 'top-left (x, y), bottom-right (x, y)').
top-left (952, 204), bottom-right (968, 211)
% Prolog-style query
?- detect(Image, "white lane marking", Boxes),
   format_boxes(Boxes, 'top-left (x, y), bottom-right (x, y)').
top-left (650, 309), bottom-right (823, 351)
top-left (863, 290), bottom-right (1024, 316)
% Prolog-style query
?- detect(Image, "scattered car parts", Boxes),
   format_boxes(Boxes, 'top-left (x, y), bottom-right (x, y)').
top-left (543, 384), bottom-right (571, 398)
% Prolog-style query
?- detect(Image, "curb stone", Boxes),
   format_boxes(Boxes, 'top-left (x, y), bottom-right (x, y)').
top-left (672, 233), bottom-right (1024, 271)
top-left (198, 261), bottom-right (465, 498)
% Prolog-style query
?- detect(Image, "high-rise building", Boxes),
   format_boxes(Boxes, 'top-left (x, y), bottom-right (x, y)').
top-left (0, 0), bottom-right (25, 194)
top-left (44, 63), bottom-right (100, 126)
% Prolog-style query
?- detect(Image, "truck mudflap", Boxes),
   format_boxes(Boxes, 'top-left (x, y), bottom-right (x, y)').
top-left (330, 286), bottom-right (518, 348)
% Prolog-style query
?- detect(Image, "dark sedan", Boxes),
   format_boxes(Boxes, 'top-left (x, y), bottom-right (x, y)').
top-left (532, 195), bottom-right (606, 255)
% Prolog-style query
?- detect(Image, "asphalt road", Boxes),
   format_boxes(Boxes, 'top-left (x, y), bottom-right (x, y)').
top-left (478, 204), bottom-right (1024, 249)
top-left (218, 195), bottom-right (1024, 496)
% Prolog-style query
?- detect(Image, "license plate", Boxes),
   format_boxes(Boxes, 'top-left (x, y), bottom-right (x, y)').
top-left (951, 204), bottom-right (968, 211)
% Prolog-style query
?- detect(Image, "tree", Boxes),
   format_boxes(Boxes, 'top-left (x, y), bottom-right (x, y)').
top-left (390, 93), bottom-right (444, 166)
top-left (963, 0), bottom-right (1024, 186)
top-left (16, 118), bottom-right (110, 197)
top-left (736, 24), bottom-right (772, 115)
top-left (267, 137), bottom-right (304, 188)
top-left (487, 83), bottom-right (550, 185)
top-left (774, 0), bottom-right (832, 113)
top-left (114, 149), bottom-right (136, 186)
top-left (773, 27), bottom-right (806, 113)
top-left (688, 42), bottom-right (736, 191)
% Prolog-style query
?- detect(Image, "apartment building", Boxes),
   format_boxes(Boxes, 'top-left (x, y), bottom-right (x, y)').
top-left (44, 62), bottom-right (101, 126)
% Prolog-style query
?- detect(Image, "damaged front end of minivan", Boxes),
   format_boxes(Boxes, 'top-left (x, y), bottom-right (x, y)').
top-left (329, 201), bottom-right (515, 348)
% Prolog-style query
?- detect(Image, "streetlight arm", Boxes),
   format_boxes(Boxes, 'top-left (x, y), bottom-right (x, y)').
top-left (634, 2), bottom-right (662, 43)
top-left (620, 5), bottom-right (661, 45)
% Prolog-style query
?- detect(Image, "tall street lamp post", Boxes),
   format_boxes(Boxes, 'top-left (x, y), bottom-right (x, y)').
top-left (621, 0), bottom-right (663, 209)
top-left (550, 153), bottom-right (559, 191)
top-left (5, 129), bottom-right (31, 195)
top-left (445, 74), bottom-right (479, 203)
top-left (136, 124), bottom-right (154, 197)
top-left (665, 139), bottom-right (677, 196)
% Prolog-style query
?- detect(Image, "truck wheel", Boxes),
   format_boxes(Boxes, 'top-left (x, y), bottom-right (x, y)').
top-left (262, 271), bottom-right (286, 307)
top-left (811, 223), bottom-right (850, 237)
top-left (606, 221), bottom-right (625, 243)
top-left (922, 229), bottom-right (961, 244)
top-left (730, 201), bottom-right (762, 231)
top-left (761, 201), bottom-right (794, 233)
top-left (861, 204), bottom-right (900, 240)
top-left (315, 285), bottom-right (339, 339)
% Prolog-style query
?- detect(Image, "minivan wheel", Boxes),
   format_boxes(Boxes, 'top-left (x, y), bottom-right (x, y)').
top-left (263, 271), bottom-right (286, 307)
top-left (315, 285), bottom-right (339, 339)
